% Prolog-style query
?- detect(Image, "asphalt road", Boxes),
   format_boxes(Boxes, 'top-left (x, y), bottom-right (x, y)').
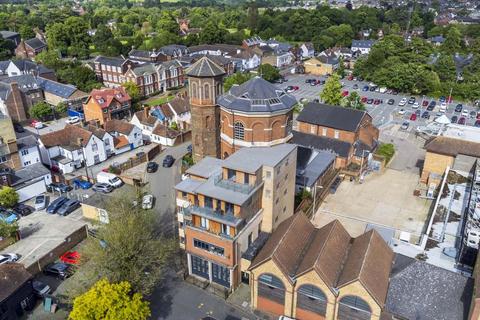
top-left (279, 73), bottom-right (478, 129)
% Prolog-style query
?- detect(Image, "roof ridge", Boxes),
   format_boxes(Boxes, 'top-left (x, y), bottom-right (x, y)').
top-left (290, 222), bottom-right (317, 278)
top-left (357, 230), bottom-right (375, 284)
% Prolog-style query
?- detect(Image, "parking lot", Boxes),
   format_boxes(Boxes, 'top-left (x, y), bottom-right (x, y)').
top-left (279, 73), bottom-right (477, 129)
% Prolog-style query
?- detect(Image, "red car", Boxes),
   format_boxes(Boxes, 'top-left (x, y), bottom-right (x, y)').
top-left (60, 251), bottom-right (80, 265)
top-left (422, 100), bottom-right (429, 107)
top-left (410, 113), bottom-right (417, 121)
top-left (361, 96), bottom-right (368, 103)
top-left (342, 90), bottom-right (349, 97)
top-left (292, 86), bottom-right (299, 91)
top-left (458, 117), bottom-right (466, 125)
top-left (374, 99), bottom-right (381, 105)
top-left (347, 75), bottom-right (354, 81)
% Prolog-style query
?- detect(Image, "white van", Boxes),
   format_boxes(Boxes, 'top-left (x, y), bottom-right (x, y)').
top-left (97, 172), bottom-right (123, 188)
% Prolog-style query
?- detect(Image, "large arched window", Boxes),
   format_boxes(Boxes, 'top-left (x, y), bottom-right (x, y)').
top-left (234, 122), bottom-right (245, 140)
top-left (296, 284), bottom-right (327, 316)
top-left (338, 295), bottom-right (372, 320)
top-left (258, 273), bottom-right (285, 304)
top-left (192, 82), bottom-right (197, 98)
top-left (204, 83), bottom-right (210, 99)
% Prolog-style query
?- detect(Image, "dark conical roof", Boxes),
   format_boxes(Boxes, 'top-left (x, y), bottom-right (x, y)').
top-left (186, 56), bottom-right (226, 77)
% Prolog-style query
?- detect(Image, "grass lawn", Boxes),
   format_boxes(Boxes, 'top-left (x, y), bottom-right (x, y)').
top-left (144, 95), bottom-right (174, 106)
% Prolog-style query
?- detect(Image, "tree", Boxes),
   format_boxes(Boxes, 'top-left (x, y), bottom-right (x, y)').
top-left (29, 102), bottom-right (52, 120)
top-left (0, 187), bottom-right (19, 208)
top-left (69, 279), bottom-right (150, 320)
top-left (57, 66), bottom-right (101, 93)
top-left (55, 102), bottom-right (68, 115)
top-left (442, 26), bottom-right (462, 53)
top-left (82, 194), bottom-right (175, 295)
top-left (258, 64), bottom-right (280, 82)
top-left (199, 21), bottom-right (227, 44)
top-left (122, 82), bottom-right (140, 102)
top-left (336, 57), bottom-right (345, 78)
top-left (343, 91), bottom-right (365, 110)
top-left (93, 25), bottom-right (124, 56)
top-left (0, 221), bottom-right (18, 239)
top-left (320, 74), bottom-right (343, 105)
top-left (224, 72), bottom-right (253, 91)
top-left (0, 35), bottom-right (15, 60)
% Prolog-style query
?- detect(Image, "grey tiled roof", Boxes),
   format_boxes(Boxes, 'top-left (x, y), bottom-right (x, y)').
top-left (95, 56), bottom-right (126, 67)
top-left (291, 130), bottom-right (352, 158)
top-left (352, 39), bottom-right (376, 48)
top-left (37, 77), bottom-right (79, 98)
top-left (297, 102), bottom-right (367, 132)
top-left (11, 162), bottom-right (50, 188)
top-left (1, 74), bottom-right (39, 92)
top-left (186, 56), bottom-right (225, 77)
top-left (132, 63), bottom-right (156, 76)
top-left (386, 254), bottom-right (474, 320)
top-left (159, 44), bottom-right (188, 56)
top-left (296, 146), bottom-right (335, 188)
top-left (16, 135), bottom-right (38, 150)
top-left (0, 31), bottom-right (19, 39)
top-left (25, 38), bottom-right (46, 50)
top-left (217, 76), bottom-right (297, 113)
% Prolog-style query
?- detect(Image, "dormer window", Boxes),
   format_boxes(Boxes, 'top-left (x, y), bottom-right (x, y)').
top-left (97, 98), bottom-right (105, 104)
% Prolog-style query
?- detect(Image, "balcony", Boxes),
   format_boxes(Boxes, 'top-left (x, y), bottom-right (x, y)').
top-left (213, 174), bottom-right (255, 195)
top-left (182, 205), bottom-right (244, 228)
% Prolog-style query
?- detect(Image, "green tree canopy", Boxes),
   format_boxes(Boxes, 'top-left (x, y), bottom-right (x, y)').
top-left (0, 187), bottom-right (19, 208)
top-left (258, 64), bottom-right (280, 82)
top-left (199, 21), bottom-right (227, 44)
top-left (29, 102), bottom-right (52, 120)
top-left (320, 74), bottom-right (343, 105)
top-left (121, 81), bottom-right (140, 102)
top-left (69, 279), bottom-right (150, 320)
top-left (224, 72), bottom-right (253, 91)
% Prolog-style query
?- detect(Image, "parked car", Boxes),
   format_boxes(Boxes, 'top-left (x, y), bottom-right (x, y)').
top-left (187, 144), bottom-right (192, 153)
top-left (97, 172), bottom-right (123, 188)
top-left (60, 251), bottom-right (80, 265)
top-left (408, 97), bottom-right (416, 104)
top-left (387, 99), bottom-right (395, 105)
top-left (341, 90), bottom-right (349, 97)
top-left (470, 111), bottom-right (477, 119)
top-left (34, 195), bottom-right (47, 210)
top-left (13, 123), bottom-right (24, 133)
top-left (92, 183), bottom-right (114, 193)
top-left (142, 194), bottom-right (154, 210)
top-left (32, 280), bottom-right (51, 297)
top-left (65, 116), bottom-right (80, 124)
top-left (451, 115), bottom-right (458, 123)
top-left (146, 161), bottom-right (158, 173)
top-left (50, 183), bottom-right (72, 193)
top-left (56, 199), bottom-right (80, 216)
top-left (410, 113), bottom-right (417, 121)
top-left (374, 99), bottom-right (382, 105)
top-left (415, 109), bottom-right (421, 116)
top-left (43, 262), bottom-right (73, 279)
top-left (399, 98), bottom-right (407, 106)
top-left (366, 98), bottom-right (374, 104)
top-left (369, 86), bottom-right (376, 92)
top-left (361, 96), bottom-right (368, 103)
top-left (391, 90), bottom-right (399, 95)
top-left (46, 196), bottom-right (68, 214)
top-left (362, 85), bottom-right (369, 91)
top-left (0, 253), bottom-right (19, 265)
top-left (136, 151), bottom-right (145, 158)
top-left (400, 121), bottom-right (410, 130)
top-left (412, 102), bottom-right (419, 109)
top-left (305, 78), bottom-right (315, 83)
top-left (455, 104), bottom-right (463, 113)
top-left (422, 100), bottom-right (429, 107)
top-left (73, 179), bottom-right (92, 190)
top-left (475, 120), bottom-right (480, 127)
top-left (398, 108), bottom-right (406, 115)
top-left (31, 120), bottom-right (43, 129)
top-left (462, 109), bottom-right (469, 117)
top-left (163, 155), bottom-right (175, 168)
top-left (12, 203), bottom-right (32, 217)
top-left (352, 84), bottom-right (359, 90)
top-left (310, 80), bottom-right (319, 86)
top-left (330, 177), bottom-right (342, 194)
top-left (421, 111), bottom-right (430, 119)
top-left (459, 117), bottom-right (466, 125)
top-left (439, 96), bottom-right (446, 103)
top-left (427, 104), bottom-right (435, 111)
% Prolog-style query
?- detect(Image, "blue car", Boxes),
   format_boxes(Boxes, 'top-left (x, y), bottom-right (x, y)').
top-left (362, 85), bottom-right (369, 91)
top-left (0, 211), bottom-right (19, 224)
top-left (73, 179), bottom-right (92, 189)
top-left (46, 196), bottom-right (68, 214)
top-left (439, 96), bottom-right (446, 103)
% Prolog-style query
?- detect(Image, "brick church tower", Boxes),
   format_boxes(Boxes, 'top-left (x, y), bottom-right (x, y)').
top-left (186, 56), bottom-right (226, 162)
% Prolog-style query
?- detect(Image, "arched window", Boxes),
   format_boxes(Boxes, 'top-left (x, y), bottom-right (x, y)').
top-left (338, 295), bottom-right (372, 320)
top-left (205, 116), bottom-right (211, 129)
top-left (258, 273), bottom-right (285, 304)
top-left (296, 284), bottom-right (327, 316)
top-left (204, 83), bottom-right (210, 99)
top-left (192, 82), bottom-right (197, 98)
top-left (216, 83), bottom-right (222, 95)
top-left (234, 122), bottom-right (245, 140)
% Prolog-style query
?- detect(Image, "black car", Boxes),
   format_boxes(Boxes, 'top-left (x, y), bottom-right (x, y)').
top-left (146, 161), bottom-right (158, 173)
top-left (13, 123), bottom-right (24, 133)
top-left (50, 183), bottom-right (72, 193)
top-left (422, 111), bottom-right (430, 119)
top-left (426, 104), bottom-right (435, 111)
top-left (366, 98), bottom-right (374, 104)
top-left (12, 203), bottom-right (33, 216)
top-left (387, 99), bottom-right (395, 105)
top-left (56, 199), bottom-right (80, 216)
top-left (408, 97), bottom-right (416, 104)
top-left (455, 104), bottom-right (463, 113)
top-left (163, 155), bottom-right (175, 168)
top-left (369, 86), bottom-right (376, 92)
top-left (352, 84), bottom-right (359, 90)
top-left (451, 115), bottom-right (458, 123)
top-left (32, 280), bottom-right (51, 297)
top-left (305, 78), bottom-right (315, 83)
top-left (46, 196), bottom-right (68, 214)
top-left (391, 90), bottom-right (399, 95)
top-left (43, 262), bottom-right (72, 279)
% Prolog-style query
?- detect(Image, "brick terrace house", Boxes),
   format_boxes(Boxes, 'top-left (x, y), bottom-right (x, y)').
top-left (83, 87), bottom-right (131, 125)
top-left (93, 56), bottom-right (136, 87)
top-left (124, 63), bottom-right (158, 96)
top-left (15, 37), bottom-right (47, 60)
top-left (217, 76), bottom-right (297, 158)
top-left (0, 115), bottom-right (21, 170)
top-left (175, 144), bottom-right (297, 291)
top-left (292, 103), bottom-right (379, 169)
top-left (0, 74), bottom-right (44, 122)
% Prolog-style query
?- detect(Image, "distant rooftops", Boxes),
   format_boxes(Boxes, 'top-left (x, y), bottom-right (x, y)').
top-left (351, 39), bottom-right (376, 48)
top-left (217, 76), bottom-right (297, 114)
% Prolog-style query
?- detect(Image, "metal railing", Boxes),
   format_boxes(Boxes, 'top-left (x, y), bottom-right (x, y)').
top-left (213, 174), bottom-right (254, 194)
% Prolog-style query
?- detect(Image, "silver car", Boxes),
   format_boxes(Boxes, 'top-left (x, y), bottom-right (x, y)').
top-left (142, 194), bottom-right (154, 209)
top-left (92, 183), bottom-right (114, 193)
top-left (34, 195), bottom-right (47, 210)
top-left (0, 253), bottom-right (19, 265)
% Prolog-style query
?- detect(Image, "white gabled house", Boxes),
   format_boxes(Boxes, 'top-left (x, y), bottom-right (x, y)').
top-left (16, 135), bottom-right (41, 168)
top-left (104, 119), bottom-right (143, 154)
top-left (300, 42), bottom-right (315, 59)
top-left (130, 108), bottom-right (158, 138)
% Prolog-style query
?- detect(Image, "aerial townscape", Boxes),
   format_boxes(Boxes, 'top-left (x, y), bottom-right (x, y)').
top-left (0, 0), bottom-right (480, 319)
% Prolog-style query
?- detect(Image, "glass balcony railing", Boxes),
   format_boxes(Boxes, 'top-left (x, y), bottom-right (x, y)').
top-left (183, 205), bottom-right (243, 227)
top-left (213, 174), bottom-right (255, 194)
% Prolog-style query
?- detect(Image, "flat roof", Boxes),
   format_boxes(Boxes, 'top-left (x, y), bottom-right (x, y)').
top-left (441, 123), bottom-right (480, 143)
top-left (186, 157), bottom-right (223, 178)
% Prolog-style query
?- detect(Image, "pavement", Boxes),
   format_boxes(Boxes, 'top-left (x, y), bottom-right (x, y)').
top-left (279, 73), bottom-right (477, 128)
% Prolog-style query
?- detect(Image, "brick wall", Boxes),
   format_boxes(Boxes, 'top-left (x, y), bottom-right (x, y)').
top-left (185, 226), bottom-right (235, 267)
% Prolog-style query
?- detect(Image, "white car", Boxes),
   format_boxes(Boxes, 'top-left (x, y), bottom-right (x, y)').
top-left (462, 109), bottom-right (469, 117)
top-left (33, 121), bottom-right (44, 129)
top-left (399, 98), bottom-right (407, 106)
top-left (412, 102), bottom-right (419, 109)
top-left (398, 108), bottom-right (406, 115)
top-left (379, 87), bottom-right (387, 93)
top-left (142, 194), bottom-right (154, 210)
top-left (0, 253), bottom-right (19, 265)
top-left (65, 116), bottom-right (80, 124)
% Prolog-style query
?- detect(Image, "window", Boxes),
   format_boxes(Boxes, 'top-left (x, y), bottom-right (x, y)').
top-left (234, 122), bottom-right (245, 140)
top-left (212, 263), bottom-right (230, 287)
top-left (191, 255), bottom-right (209, 279)
top-left (244, 174), bottom-right (249, 184)
top-left (193, 239), bottom-right (225, 256)
top-left (77, 150), bottom-right (83, 156)
top-left (204, 83), bottom-right (210, 99)
top-left (266, 170), bottom-right (271, 179)
top-left (200, 217), bottom-right (209, 229)
top-left (248, 232), bottom-right (253, 246)
top-left (310, 125), bottom-right (316, 134)
top-left (113, 75), bottom-right (118, 82)
top-left (227, 169), bottom-right (235, 180)
top-left (338, 295), bottom-right (372, 320)
top-left (322, 128), bottom-right (327, 136)
top-left (21, 149), bottom-right (29, 156)
top-left (204, 197), bottom-right (213, 208)
top-left (0, 156), bottom-right (7, 163)
top-left (334, 130), bottom-right (339, 139)
top-left (105, 139), bottom-right (110, 146)
top-left (182, 191), bottom-right (187, 198)
top-left (192, 82), bottom-right (197, 98)
top-left (297, 284), bottom-right (328, 316)
top-left (23, 161), bottom-right (31, 166)
top-left (92, 142), bottom-right (98, 152)
top-left (284, 189), bottom-right (287, 195)
top-left (221, 224), bottom-right (231, 236)
top-left (258, 273), bottom-right (285, 304)
top-left (225, 202), bottom-right (234, 214)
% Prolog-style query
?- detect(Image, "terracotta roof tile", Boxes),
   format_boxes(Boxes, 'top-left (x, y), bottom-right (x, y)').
top-left (114, 135), bottom-right (129, 148)
top-left (105, 119), bottom-right (134, 135)
top-left (134, 110), bottom-right (157, 126)
top-left (158, 104), bottom-right (174, 119)
top-left (40, 124), bottom-right (92, 149)
top-left (88, 87), bottom-right (131, 109)
top-left (425, 136), bottom-right (480, 157)
top-left (152, 123), bottom-right (181, 139)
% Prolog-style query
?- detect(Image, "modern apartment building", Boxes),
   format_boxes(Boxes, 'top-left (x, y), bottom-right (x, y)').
top-left (175, 144), bottom-right (297, 291)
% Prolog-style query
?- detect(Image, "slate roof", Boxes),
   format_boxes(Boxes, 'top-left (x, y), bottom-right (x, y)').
top-left (159, 44), bottom-right (188, 56)
top-left (86, 125), bottom-right (108, 139)
top-left (291, 130), bottom-right (352, 158)
top-left (105, 119), bottom-right (134, 135)
top-left (425, 136), bottom-right (480, 157)
top-left (217, 76), bottom-right (297, 114)
top-left (10, 162), bottom-right (51, 187)
top-left (249, 213), bottom-right (394, 306)
top-left (0, 30), bottom-right (19, 40)
top-left (186, 56), bottom-right (226, 77)
top-left (168, 96), bottom-right (190, 115)
top-left (25, 37), bottom-right (46, 50)
top-left (430, 35), bottom-right (445, 43)
top-left (352, 39), bottom-right (376, 49)
top-left (296, 147), bottom-right (336, 188)
top-left (1, 74), bottom-right (39, 92)
top-left (40, 124), bottom-right (92, 149)
top-left (128, 49), bottom-right (153, 59)
top-left (297, 102), bottom-right (367, 132)
top-left (95, 56), bottom-right (126, 67)
top-left (16, 135), bottom-right (38, 150)
top-left (10, 59), bottom-right (52, 75)
top-left (133, 110), bottom-right (157, 126)
top-left (37, 77), bottom-right (81, 99)
top-left (131, 63), bottom-right (156, 76)
top-left (385, 254), bottom-right (473, 320)
top-left (0, 263), bottom-right (32, 302)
